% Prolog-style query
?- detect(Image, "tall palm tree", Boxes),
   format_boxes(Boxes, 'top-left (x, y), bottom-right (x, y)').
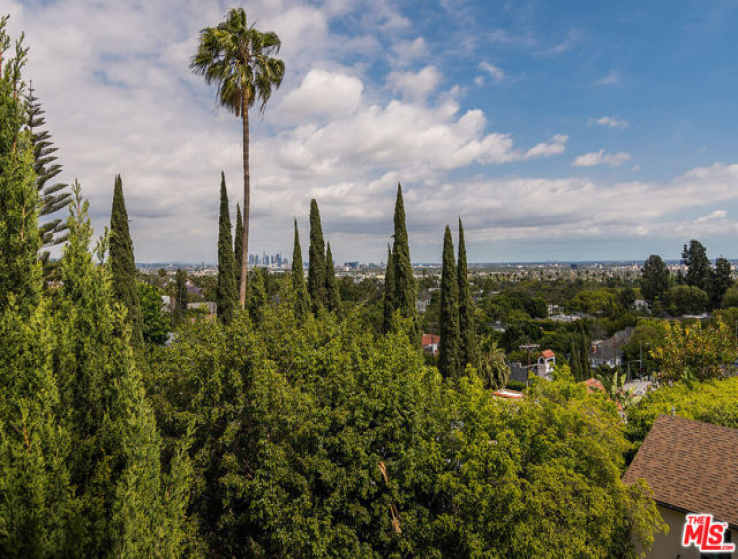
top-left (191, 8), bottom-right (285, 306)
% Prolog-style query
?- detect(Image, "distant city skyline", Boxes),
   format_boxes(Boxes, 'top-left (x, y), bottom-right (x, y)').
top-left (3, 0), bottom-right (738, 263)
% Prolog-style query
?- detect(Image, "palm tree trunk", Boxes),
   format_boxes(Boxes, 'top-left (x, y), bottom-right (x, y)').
top-left (239, 90), bottom-right (250, 306)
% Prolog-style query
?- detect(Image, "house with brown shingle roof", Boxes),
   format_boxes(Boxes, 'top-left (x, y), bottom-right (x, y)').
top-left (623, 415), bottom-right (738, 558)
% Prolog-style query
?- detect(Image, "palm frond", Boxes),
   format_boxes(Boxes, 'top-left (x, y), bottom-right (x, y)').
top-left (191, 8), bottom-right (284, 116)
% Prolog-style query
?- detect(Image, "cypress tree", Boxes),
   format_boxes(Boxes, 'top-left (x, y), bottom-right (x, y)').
top-left (438, 226), bottom-right (460, 380)
top-left (0, 27), bottom-right (41, 315)
top-left (247, 268), bottom-right (268, 324)
top-left (382, 244), bottom-right (395, 334)
top-left (325, 242), bottom-right (340, 313)
top-left (570, 340), bottom-right (581, 380)
top-left (392, 183), bottom-right (416, 318)
top-left (579, 335), bottom-right (591, 381)
top-left (307, 199), bottom-right (326, 313)
top-left (0, 27), bottom-right (77, 552)
top-left (174, 269), bottom-right (188, 325)
top-left (216, 172), bottom-right (238, 324)
top-left (109, 175), bottom-right (144, 348)
top-left (457, 218), bottom-right (480, 370)
top-left (292, 219), bottom-right (309, 319)
top-left (234, 203), bottom-right (243, 289)
top-left (57, 188), bottom-right (192, 555)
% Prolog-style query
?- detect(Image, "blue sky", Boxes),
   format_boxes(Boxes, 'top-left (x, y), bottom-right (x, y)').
top-left (2, 0), bottom-right (738, 263)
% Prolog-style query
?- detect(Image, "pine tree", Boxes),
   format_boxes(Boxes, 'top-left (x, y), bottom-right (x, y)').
top-left (438, 226), bottom-right (460, 380)
top-left (392, 183), bottom-right (415, 318)
top-left (709, 256), bottom-right (733, 309)
top-left (234, 203), bottom-right (243, 289)
top-left (216, 172), bottom-right (238, 324)
top-left (457, 218), bottom-right (480, 370)
top-left (109, 175), bottom-right (144, 348)
top-left (307, 199), bottom-right (326, 313)
top-left (292, 219), bottom-right (309, 319)
top-left (382, 244), bottom-right (396, 334)
top-left (0, 26), bottom-right (40, 315)
top-left (325, 242), bottom-right (340, 313)
top-left (640, 255), bottom-right (670, 307)
top-left (27, 84), bottom-right (71, 251)
top-left (682, 240), bottom-right (711, 291)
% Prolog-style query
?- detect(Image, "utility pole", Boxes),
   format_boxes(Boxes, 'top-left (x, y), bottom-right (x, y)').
top-left (520, 343), bottom-right (540, 386)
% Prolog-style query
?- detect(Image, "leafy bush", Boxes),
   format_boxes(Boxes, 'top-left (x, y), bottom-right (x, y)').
top-left (626, 376), bottom-right (738, 446)
top-left (147, 300), bottom-right (664, 557)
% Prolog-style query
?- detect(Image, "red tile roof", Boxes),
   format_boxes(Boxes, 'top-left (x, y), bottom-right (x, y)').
top-left (583, 378), bottom-right (605, 393)
top-left (422, 334), bottom-right (440, 346)
top-left (540, 349), bottom-right (555, 359)
top-left (623, 415), bottom-right (738, 529)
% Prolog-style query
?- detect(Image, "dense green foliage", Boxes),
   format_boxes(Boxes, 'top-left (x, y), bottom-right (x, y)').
top-left (216, 172), bottom-right (238, 324)
top-left (246, 267), bottom-right (268, 324)
top-left (438, 226), bottom-right (460, 380)
top-left (627, 376), bottom-right (738, 445)
top-left (146, 297), bottom-right (664, 557)
top-left (139, 282), bottom-right (170, 345)
top-left (665, 284), bottom-right (708, 315)
top-left (109, 175), bottom-right (144, 348)
top-left (0, 171), bottom-right (192, 555)
top-left (651, 318), bottom-right (736, 383)
top-left (308, 199), bottom-right (326, 313)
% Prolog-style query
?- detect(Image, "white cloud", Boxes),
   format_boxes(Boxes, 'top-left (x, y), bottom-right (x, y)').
top-left (524, 135), bottom-right (568, 159)
top-left (479, 61), bottom-right (506, 82)
top-left (269, 95), bottom-right (563, 177)
top-left (695, 210), bottom-right (727, 223)
top-left (573, 149), bottom-right (631, 167)
top-left (590, 116), bottom-right (630, 129)
top-left (391, 37), bottom-right (428, 66)
top-left (593, 70), bottom-right (619, 85)
top-left (386, 66), bottom-right (441, 101)
top-left (280, 69), bottom-right (363, 119)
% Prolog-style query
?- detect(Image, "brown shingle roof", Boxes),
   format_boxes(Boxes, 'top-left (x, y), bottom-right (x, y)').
top-left (623, 415), bottom-right (738, 529)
